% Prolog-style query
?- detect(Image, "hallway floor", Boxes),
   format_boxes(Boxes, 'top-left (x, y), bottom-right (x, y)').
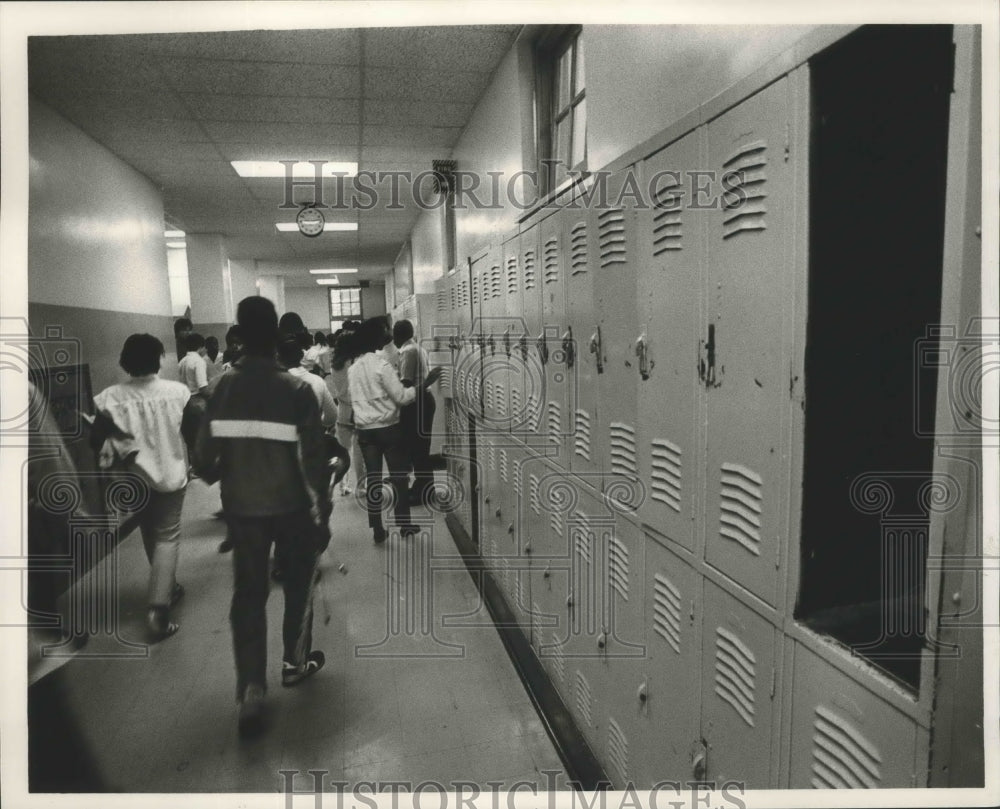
top-left (29, 478), bottom-right (569, 793)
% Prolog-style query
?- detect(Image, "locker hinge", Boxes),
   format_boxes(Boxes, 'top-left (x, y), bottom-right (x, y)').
top-left (770, 669), bottom-right (776, 699)
top-left (775, 540), bottom-right (781, 570)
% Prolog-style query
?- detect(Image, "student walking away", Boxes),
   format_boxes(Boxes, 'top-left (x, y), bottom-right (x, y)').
top-left (348, 317), bottom-right (442, 544)
top-left (222, 325), bottom-right (243, 370)
top-left (393, 320), bottom-right (437, 505)
top-left (194, 296), bottom-right (333, 738)
top-left (93, 334), bottom-right (192, 641)
top-left (278, 336), bottom-right (337, 429)
top-left (178, 333), bottom-right (210, 399)
top-left (328, 331), bottom-right (366, 496)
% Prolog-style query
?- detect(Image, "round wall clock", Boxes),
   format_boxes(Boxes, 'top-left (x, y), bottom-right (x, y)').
top-left (296, 206), bottom-right (325, 237)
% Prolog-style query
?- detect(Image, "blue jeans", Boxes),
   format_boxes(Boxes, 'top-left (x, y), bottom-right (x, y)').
top-left (357, 423), bottom-right (411, 531)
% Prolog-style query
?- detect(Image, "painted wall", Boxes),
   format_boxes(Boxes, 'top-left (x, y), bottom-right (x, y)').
top-left (229, 259), bottom-right (258, 311)
top-left (361, 284), bottom-right (387, 319)
top-left (284, 286), bottom-right (332, 332)
top-left (27, 96), bottom-right (175, 392)
top-left (584, 25), bottom-right (825, 172)
top-left (410, 210), bottom-right (445, 294)
top-left (186, 233), bottom-right (230, 326)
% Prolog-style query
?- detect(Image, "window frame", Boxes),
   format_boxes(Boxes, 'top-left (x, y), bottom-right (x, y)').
top-left (535, 25), bottom-right (585, 197)
top-left (328, 286), bottom-right (363, 332)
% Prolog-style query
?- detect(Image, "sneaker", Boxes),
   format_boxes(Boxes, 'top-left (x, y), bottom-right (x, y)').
top-left (341, 485), bottom-right (352, 497)
top-left (399, 524), bottom-right (420, 540)
top-left (373, 527), bottom-right (387, 544)
top-left (218, 538), bottom-right (233, 553)
top-left (281, 650), bottom-right (325, 687)
top-left (168, 582), bottom-right (185, 608)
top-left (237, 683), bottom-right (267, 738)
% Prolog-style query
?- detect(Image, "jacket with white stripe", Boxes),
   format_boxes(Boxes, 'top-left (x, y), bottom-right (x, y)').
top-left (194, 355), bottom-right (329, 518)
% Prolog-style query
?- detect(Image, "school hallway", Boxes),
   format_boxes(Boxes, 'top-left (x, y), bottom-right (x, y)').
top-left (28, 478), bottom-right (568, 793)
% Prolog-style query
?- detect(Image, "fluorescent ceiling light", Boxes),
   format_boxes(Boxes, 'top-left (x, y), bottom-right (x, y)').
top-left (164, 229), bottom-right (185, 238)
top-left (166, 241), bottom-right (187, 249)
top-left (309, 268), bottom-right (358, 274)
top-left (275, 222), bottom-right (357, 233)
top-left (316, 278), bottom-right (341, 285)
top-left (232, 161), bottom-right (358, 178)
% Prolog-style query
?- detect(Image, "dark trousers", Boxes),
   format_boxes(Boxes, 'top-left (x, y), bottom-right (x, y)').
top-left (357, 424), bottom-right (411, 531)
top-left (399, 390), bottom-right (436, 499)
top-left (227, 510), bottom-right (319, 700)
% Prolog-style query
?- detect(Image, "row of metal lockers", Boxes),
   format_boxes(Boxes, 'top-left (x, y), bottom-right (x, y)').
top-left (424, 69), bottom-right (932, 789)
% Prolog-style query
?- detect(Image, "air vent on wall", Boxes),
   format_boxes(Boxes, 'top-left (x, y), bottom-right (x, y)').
top-left (570, 221), bottom-right (588, 274)
top-left (543, 237), bottom-right (560, 284)
top-left (719, 462), bottom-right (763, 556)
top-left (714, 626), bottom-right (756, 727)
top-left (651, 438), bottom-right (683, 513)
top-left (597, 208), bottom-right (627, 268)
top-left (810, 705), bottom-right (883, 789)
top-left (652, 573), bottom-right (682, 654)
top-left (609, 422), bottom-right (637, 476)
top-left (722, 140), bottom-right (768, 239)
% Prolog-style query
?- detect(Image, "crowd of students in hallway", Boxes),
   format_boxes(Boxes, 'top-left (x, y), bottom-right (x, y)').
top-left (33, 297), bottom-right (442, 737)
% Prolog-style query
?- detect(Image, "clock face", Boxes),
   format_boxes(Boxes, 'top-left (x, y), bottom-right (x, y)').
top-left (296, 206), bottom-right (325, 237)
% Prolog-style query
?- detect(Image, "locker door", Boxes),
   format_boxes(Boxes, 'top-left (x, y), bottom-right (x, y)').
top-left (700, 582), bottom-right (778, 787)
top-left (593, 168), bottom-right (643, 500)
top-left (495, 231), bottom-right (520, 437)
top-left (597, 514), bottom-right (648, 788)
top-left (788, 643), bottom-right (919, 788)
top-left (565, 201), bottom-right (601, 482)
top-left (480, 246), bottom-right (506, 432)
top-left (636, 130), bottom-right (703, 552)
top-left (433, 277), bottom-right (454, 399)
top-left (539, 206), bottom-right (572, 468)
top-left (632, 537), bottom-right (703, 787)
top-left (511, 222), bottom-right (545, 444)
top-left (703, 77), bottom-right (801, 606)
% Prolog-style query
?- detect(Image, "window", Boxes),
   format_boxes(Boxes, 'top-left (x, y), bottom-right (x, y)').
top-left (328, 287), bottom-right (362, 332)
top-left (536, 26), bottom-right (586, 195)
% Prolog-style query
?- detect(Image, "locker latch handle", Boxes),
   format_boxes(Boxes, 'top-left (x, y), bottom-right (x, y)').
top-left (503, 325), bottom-right (512, 357)
top-left (487, 334), bottom-right (496, 355)
top-left (518, 334), bottom-right (528, 361)
top-left (589, 326), bottom-right (604, 374)
top-left (699, 323), bottom-right (717, 388)
top-left (635, 333), bottom-right (652, 380)
top-left (536, 331), bottom-right (549, 365)
top-left (561, 327), bottom-right (575, 368)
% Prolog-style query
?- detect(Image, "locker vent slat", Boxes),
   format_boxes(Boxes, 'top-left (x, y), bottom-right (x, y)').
top-left (490, 264), bottom-right (502, 299)
top-left (609, 422), bottom-right (638, 476)
top-left (574, 408), bottom-right (592, 461)
top-left (722, 140), bottom-right (768, 239)
top-left (459, 279), bottom-right (469, 307)
top-left (506, 256), bottom-right (519, 296)
top-left (499, 449), bottom-right (508, 484)
top-left (436, 288), bottom-right (447, 312)
top-left (529, 475), bottom-right (541, 515)
top-left (518, 571), bottom-right (528, 610)
top-left (510, 387), bottom-right (521, 419)
top-left (652, 179), bottom-right (683, 254)
top-left (523, 249), bottom-right (537, 290)
top-left (719, 462), bottom-right (763, 556)
top-left (439, 367), bottom-right (452, 395)
top-left (498, 556), bottom-right (509, 591)
top-left (652, 573), bottom-right (682, 654)
top-left (551, 510), bottom-right (563, 537)
top-left (714, 626), bottom-right (756, 727)
top-left (598, 208), bottom-right (627, 268)
top-left (575, 671), bottom-right (593, 728)
top-left (496, 380), bottom-right (507, 419)
top-left (484, 379), bottom-right (494, 414)
top-left (607, 718), bottom-right (630, 784)
top-left (547, 401), bottom-right (561, 444)
top-left (650, 438), bottom-right (683, 512)
top-left (527, 395), bottom-right (541, 433)
top-left (570, 221), bottom-right (588, 275)
top-left (543, 237), bottom-right (560, 284)
top-left (573, 519), bottom-right (591, 565)
top-left (487, 441), bottom-right (496, 473)
top-left (450, 285), bottom-right (457, 310)
top-left (551, 634), bottom-right (565, 683)
top-left (609, 536), bottom-right (629, 601)
top-left (513, 462), bottom-right (522, 500)
top-left (531, 602), bottom-right (542, 648)
top-left (472, 274), bottom-right (479, 306)
top-left (810, 706), bottom-right (882, 789)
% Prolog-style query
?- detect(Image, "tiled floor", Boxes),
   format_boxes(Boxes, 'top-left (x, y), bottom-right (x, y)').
top-left (31, 478), bottom-right (569, 793)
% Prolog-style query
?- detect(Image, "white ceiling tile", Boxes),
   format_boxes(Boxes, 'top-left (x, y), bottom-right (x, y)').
top-left (182, 94), bottom-right (361, 124)
top-left (364, 98), bottom-right (473, 127)
top-left (365, 67), bottom-right (490, 103)
top-left (361, 125), bottom-right (461, 149)
top-left (160, 58), bottom-right (361, 97)
top-left (203, 120), bottom-right (359, 145)
top-left (124, 30), bottom-right (361, 65)
top-left (365, 27), bottom-right (516, 73)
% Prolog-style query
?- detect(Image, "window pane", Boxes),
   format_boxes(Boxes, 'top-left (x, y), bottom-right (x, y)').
top-left (556, 47), bottom-right (572, 110)
top-left (572, 98), bottom-right (587, 169)
top-left (574, 37), bottom-right (585, 94)
top-left (556, 116), bottom-right (572, 173)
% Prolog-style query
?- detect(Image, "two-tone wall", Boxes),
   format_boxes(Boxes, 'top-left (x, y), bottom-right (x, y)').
top-left (28, 96), bottom-right (175, 394)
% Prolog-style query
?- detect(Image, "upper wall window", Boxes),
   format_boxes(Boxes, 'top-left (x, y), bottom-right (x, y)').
top-left (536, 26), bottom-right (586, 195)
